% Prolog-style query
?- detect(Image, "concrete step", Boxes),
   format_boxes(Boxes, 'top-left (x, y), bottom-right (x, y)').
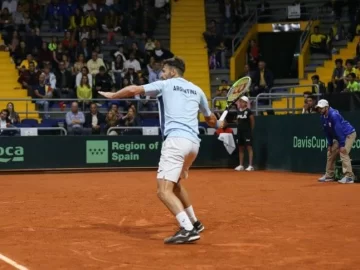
top-left (310, 53), bottom-right (330, 61)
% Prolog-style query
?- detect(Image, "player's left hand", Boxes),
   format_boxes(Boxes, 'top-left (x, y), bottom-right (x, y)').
top-left (99, 91), bottom-right (115, 99)
top-left (339, 147), bottom-right (347, 154)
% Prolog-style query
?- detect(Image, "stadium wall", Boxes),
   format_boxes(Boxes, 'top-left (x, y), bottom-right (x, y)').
top-left (1, 114), bottom-right (360, 173)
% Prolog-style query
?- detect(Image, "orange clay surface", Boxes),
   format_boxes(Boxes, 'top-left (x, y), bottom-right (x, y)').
top-left (0, 170), bottom-right (360, 270)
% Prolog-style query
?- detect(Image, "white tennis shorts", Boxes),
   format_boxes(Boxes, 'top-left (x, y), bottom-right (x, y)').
top-left (157, 137), bottom-right (199, 183)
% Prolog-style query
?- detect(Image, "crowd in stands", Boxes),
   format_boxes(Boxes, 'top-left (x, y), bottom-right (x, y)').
top-left (0, 0), bottom-right (175, 135)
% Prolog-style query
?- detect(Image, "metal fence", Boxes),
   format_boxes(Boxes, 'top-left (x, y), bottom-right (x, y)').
top-left (0, 127), bottom-right (67, 135)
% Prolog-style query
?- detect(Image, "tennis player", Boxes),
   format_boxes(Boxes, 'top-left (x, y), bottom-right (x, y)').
top-left (316, 99), bottom-right (357, 184)
top-left (234, 96), bottom-right (255, 171)
top-left (99, 57), bottom-right (220, 244)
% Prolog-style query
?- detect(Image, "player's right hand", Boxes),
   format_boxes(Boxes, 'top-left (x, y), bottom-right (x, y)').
top-left (328, 146), bottom-right (332, 153)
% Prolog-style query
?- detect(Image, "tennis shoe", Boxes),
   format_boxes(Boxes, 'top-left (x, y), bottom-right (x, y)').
top-left (338, 176), bottom-right (354, 184)
top-left (193, 220), bottom-right (205, 233)
top-left (235, 165), bottom-right (244, 171)
top-left (318, 174), bottom-right (334, 182)
top-left (245, 166), bottom-right (254, 171)
top-left (164, 228), bottom-right (200, 244)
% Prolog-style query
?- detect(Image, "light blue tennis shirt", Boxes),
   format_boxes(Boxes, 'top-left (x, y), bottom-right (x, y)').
top-left (143, 77), bottom-right (212, 144)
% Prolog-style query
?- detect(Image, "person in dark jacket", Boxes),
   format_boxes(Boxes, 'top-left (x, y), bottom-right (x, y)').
top-left (251, 61), bottom-right (274, 98)
top-left (95, 66), bottom-right (113, 99)
top-left (85, 103), bottom-right (105, 135)
top-left (55, 61), bottom-right (75, 99)
top-left (316, 99), bottom-right (357, 184)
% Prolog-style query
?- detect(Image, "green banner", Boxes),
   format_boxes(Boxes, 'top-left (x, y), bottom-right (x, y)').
top-left (0, 113), bottom-right (359, 173)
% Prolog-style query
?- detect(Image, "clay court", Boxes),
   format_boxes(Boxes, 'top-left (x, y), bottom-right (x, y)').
top-left (0, 170), bottom-right (360, 270)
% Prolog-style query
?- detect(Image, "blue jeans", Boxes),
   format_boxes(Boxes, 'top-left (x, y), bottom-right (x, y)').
top-left (36, 100), bottom-right (50, 119)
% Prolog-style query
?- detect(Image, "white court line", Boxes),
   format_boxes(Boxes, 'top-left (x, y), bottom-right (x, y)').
top-left (0, 253), bottom-right (29, 270)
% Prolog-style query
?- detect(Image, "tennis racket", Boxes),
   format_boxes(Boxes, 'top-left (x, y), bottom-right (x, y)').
top-left (219, 76), bottom-right (252, 121)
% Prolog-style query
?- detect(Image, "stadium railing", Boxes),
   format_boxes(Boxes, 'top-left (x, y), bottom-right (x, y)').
top-left (107, 126), bottom-right (208, 135)
top-left (0, 127), bottom-right (67, 135)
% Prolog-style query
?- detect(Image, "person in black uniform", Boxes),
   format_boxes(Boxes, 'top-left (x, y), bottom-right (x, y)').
top-left (234, 96), bottom-right (255, 171)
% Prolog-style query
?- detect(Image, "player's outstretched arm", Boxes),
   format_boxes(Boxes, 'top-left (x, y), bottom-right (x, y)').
top-left (204, 113), bottom-right (220, 128)
top-left (99, 85), bottom-right (145, 99)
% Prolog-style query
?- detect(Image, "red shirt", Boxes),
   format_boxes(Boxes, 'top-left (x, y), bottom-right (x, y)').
top-left (215, 127), bottom-right (233, 135)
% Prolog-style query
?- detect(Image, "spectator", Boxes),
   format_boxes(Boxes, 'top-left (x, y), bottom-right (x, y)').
top-left (17, 62), bottom-right (41, 93)
top-left (38, 42), bottom-right (53, 69)
top-left (215, 88), bottom-right (228, 118)
top-left (48, 36), bottom-right (58, 52)
top-left (95, 66), bottom-right (113, 98)
top-left (13, 40), bottom-right (28, 65)
top-left (66, 101), bottom-right (85, 135)
top-left (87, 51), bottom-right (105, 76)
top-left (69, 7), bottom-right (84, 31)
top-left (148, 60), bottom-right (162, 83)
top-left (52, 42), bottom-right (65, 68)
top-left (85, 103), bottom-right (105, 135)
top-left (356, 60), bottom-right (360, 79)
top-left (62, 54), bottom-right (72, 72)
top-left (203, 20), bottom-right (222, 52)
top-left (55, 61), bottom-right (75, 99)
top-left (124, 53), bottom-right (141, 72)
top-left (343, 59), bottom-right (356, 84)
top-left (302, 95), bottom-right (317, 114)
top-left (112, 55), bottom-right (125, 87)
top-left (76, 66), bottom-right (92, 88)
top-left (61, 0), bottom-right (76, 29)
top-left (242, 64), bottom-right (256, 80)
top-left (247, 39), bottom-right (260, 70)
top-left (216, 41), bottom-right (227, 68)
top-left (47, 0), bottom-right (63, 32)
top-left (0, 109), bottom-right (14, 136)
top-left (209, 50), bottom-right (220, 70)
top-left (131, 42), bottom-right (145, 66)
top-left (0, 8), bottom-right (13, 33)
top-left (19, 54), bottom-right (37, 70)
top-left (12, 5), bottom-right (26, 31)
top-left (124, 67), bottom-right (139, 85)
top-left (34, 73), bottom-right (51, 119)
top-left (218, 80), bottom-right (230, 96)
top-left (83, 0), bottom-right (97, 13)
top-left (73, 54), bottom-right (86, 75)
top-left (43, 64), bottom-right (57, 90)
top-left (311, 75), bottom-right (326, 94)
top-left (154, 0), bottom-right (170, 20)
top-left (62, 31), bottom-right (77, 53)
top-left (105, 109), bottom-right (119, 135)
top-left (76, 38), bottom-right (91, 61)
top-left (145, 37), bottom-right (155, 52)
top-left (77, 75), bottom-right (92, 106)
top-left (26, 28), bottom-right (43, 53)
top-left (119, 107), bottom-right (141, 134)
top-left (114, 44), bottom-right (126, 61)
top-left (6, 102), bottom-right (20, 124)
top-left (102, 9), bottom-right (120, 44)
top-left (330, 19), bottom-right (345, 41)
top-left (2, 0), bottom-right (17, 14)
top-left (344, 73), bottom-right (360, 92)
top-left (151, 40), bottom-right (174, 61)
top-left (310, 26), bottom-right (328, 54)
top-left (79, 26), bottom-right (90, 42)
top-left (85, 10), bottom-right (97, 29)
top-left (328, 58), bottom-right (345, 93)
top-left (256, 0), bottom-right (271, 22)
top-left (252, 61), bottom-right (274, 97)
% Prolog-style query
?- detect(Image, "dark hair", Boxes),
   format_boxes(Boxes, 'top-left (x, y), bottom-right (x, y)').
top-left (311, 75), bottom-right (319, 80)
top-left (335, 58), bottom-right (343, 65)
top-left (163, 57), bottom-right (185, 75)
top-left (99, 66), bottom-right (106, 71)
top-left (348, 72), bottom-right (356, 79)
top-left (345, 59), bottom-right (353, 65)
top-left (307, 95), bottom-right (315, 101)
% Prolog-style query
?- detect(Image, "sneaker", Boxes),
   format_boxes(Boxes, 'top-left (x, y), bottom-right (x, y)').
top-left (318, 174), bottom-right (334, 182)
top-left (235, 165), bottom-right (244, 171)
top-left (164, 228), bottom-right (200, 244)
top-left (245, 166), bottom-right (254, 171)
top-left (193, 220), bottom-right (205, 233)
top-left (338, 176), bottom-right (354, 184)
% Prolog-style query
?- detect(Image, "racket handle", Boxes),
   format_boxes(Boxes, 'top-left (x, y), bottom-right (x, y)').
top-left (219, 110), bottom-right (228, 121)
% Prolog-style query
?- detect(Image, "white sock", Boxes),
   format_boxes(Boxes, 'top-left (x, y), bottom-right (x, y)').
top-left (176, 211), bottom-right (193, 231)
top-left (185, 206), bottom-right (198, 224)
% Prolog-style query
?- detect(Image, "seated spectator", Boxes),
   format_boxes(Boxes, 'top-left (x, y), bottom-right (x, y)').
top-left (95, 66), bottom-right (113, 98)
top-left (344, 73), bottom-right (360, 92)
top-left (6, 30), bottom-right (19, 56)
top-left (0, 8), bottom-right (13, 32)
top-left (6, 102), bottom-right (20, 124)
top-left (256, 0), bottom-right (271, 22)
top-left (48, 36), bottom-right (58, 52)
top-left (145, 37), bottom-right (155, 52)
top-left (73, 54), bottom-right (87, 75)
top-left (76, 66), bottom-right (92, 88)
top-left (328, 58), bottom-right (345, 93)
top-left (26, 28), bottom-right (43, 54)
top-left (102, 9), bottom-right (121, 44)
top-left (114, 44), bottom-right (126, 61)
top-left (69, 7), bottom-right (84, 31)
top-left (148, 60), bottom-right (162, 83)
top-left (88, 29), bottom-right (100, 51)
top-left (124, 53), bottom-right (141, 72)
top-left (19, 54), bottom-right (37, 69)
top-left (302, 95), bottom-right (316, 114)
top-left (66, 101), bottom-right (85, 135)
top-left (105, 109), bottom-right (119, 135)
top-left (77, 75), bottom-right (92, 106)
top-left (241, 64), bottom-right (256, 80)
top-left (79, 27), bottom-right (90, 42)
top-left (87, 51), bottom-right (105, 76)
top-left (203, 20), bottom-right (222, 52)
top-left (218, 80), bottom-right (230, 95)
top-left (310, 26), bottom-right (328, 54)
top-left (119, 107), bottom-right (141, 134)
top-left (47, 0), bottom-right (63, 32)
top-left (61, 0), bottom-right (76, 29)
top-left (216, 41), bottom-right (227, 68)
top-left (34, 73), bottom-right (51, 119)
top-left (76, 39), bottom-right (91, 61)
top-left (85, 103), bottom-right (105, 135)
top-left (43, 64), bottom-right (57, 90)
top-left (55, 61), bottom-right (75, 99)
top-left (215, 88), bottom-right (228, 118)
top-left (124, 67), bottom-right (139, 85)
top-left (52, 43), bottom-right (65, 68)
top-left (62, 55), bottom-right (72, 72)
top-left (215, 120), bottom-right (233, 136)
top-left (13, 40), bottom-right (28, 66)
top-left (62, 31), bottom-right (77, 53)
top-left (131, 42), bottom-right (145, 66)
top-left (251, 61), bottom-right (274, 97)
top-left (0, 109), bottom-right (16, 136)
top-left (85, 10), bottom-right (97, 29)
top-left (343, 59), bottom-right (356, 84)
top-left (38, 42), bottom-right (53, 69)
top-left (330, 19), bottom-right (345, 41)
top-left (109, 103), bottom-right (123, 120)
top-left (151, 40), bottom-right (174, 61)
top-left (17, 62), bottom-right (41, 93)
top-left (311, 75), bottom-right (326, 94)
top-left (112, 55), bottom-right (125, 88)
top-left (356, 60), bottom-right (360, 79)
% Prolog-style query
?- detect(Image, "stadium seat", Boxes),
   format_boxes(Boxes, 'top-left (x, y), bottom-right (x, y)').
top-left (142, 119), bottom-right (160, 126)
top-left (21, 119), bottom-right (38, 127)
top-left (41, 119), bottom-right (60, 127)
top-left (15, 123), bottom-right (32, 128)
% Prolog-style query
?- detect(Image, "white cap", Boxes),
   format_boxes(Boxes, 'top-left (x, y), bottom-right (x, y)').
top-left (240, 96), bottom-right (249, 103)
top-left (315, 99), bottom-right (329, 108)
